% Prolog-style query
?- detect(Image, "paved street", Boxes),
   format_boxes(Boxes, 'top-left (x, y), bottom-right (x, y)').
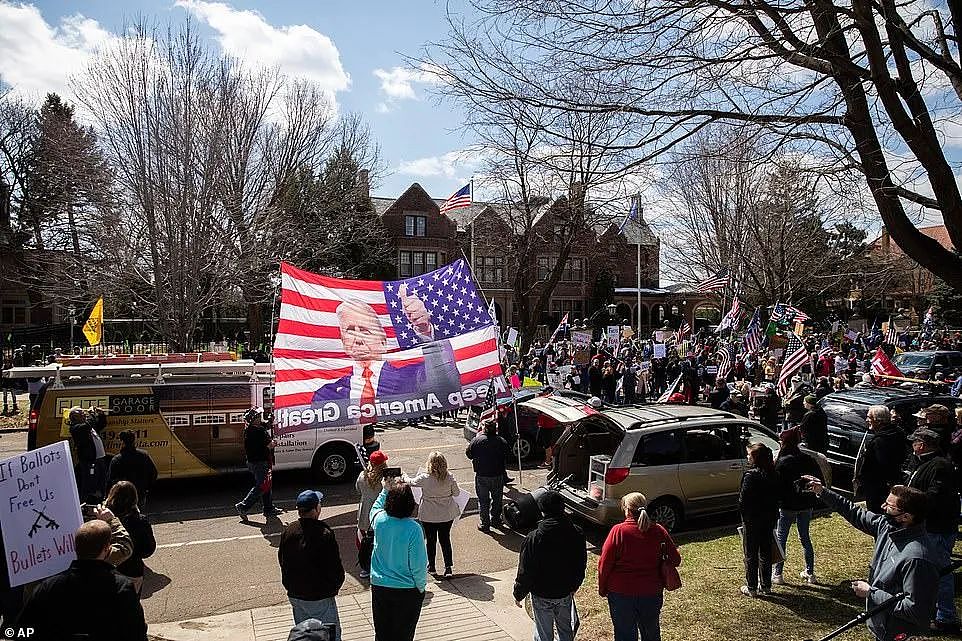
top-left (0, 418), bottom-right (551, 625)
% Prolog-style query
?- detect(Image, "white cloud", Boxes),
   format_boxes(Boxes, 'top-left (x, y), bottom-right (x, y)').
top-left (397, 150), bottom-right (479, 179)
top-left (0, 2), bottom-right (115, 101)
top-left (372, 64), bottom-right (440, 111)
top-left (175, 0), bottom-right (350, 96)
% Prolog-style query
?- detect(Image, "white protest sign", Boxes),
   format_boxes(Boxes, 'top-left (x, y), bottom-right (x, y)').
top-left (653, 343), bottom-right (667, 359)
top-left (571, 330), bottom-right (591, 349)
top-left (607, 326), bottom-right (621, 351)
top-left (1, 440), bottom-right (83, 587)
top-left (655, 330), bottom-right (665, 342)
top-left (547, 372), bottom-right (562, 388)
top-left (506, 328), bottom-right (519, 347)
top-left (845, 329), bottom-right (859, 341)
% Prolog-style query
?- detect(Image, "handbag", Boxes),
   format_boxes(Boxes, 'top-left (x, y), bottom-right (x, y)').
top-left (659, 540), bottom-right (682, 591)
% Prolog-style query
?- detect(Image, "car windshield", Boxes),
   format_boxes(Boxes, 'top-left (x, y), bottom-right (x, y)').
top-left (893, 354), bottom-right (934, 368)
top-left (821, 399), bottom-right (870, 432)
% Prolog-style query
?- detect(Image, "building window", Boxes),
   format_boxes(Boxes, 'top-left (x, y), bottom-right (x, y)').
top-left (536, 257), bottom-right (586, 282)
top-left (229, 413), bottom-right (247, 424)
top-left (193, 414), bottom-right (226, 426)
top-left (0, 296), bottom-right (29, 326)
top-left (404, 214), bottom-right (426, 237)
top-left (551, 299), bottom-right (584, 320)
top-left (166, 415), bottom-right (190, 427)
top-left (475, 256), bottom-right (505, 283)
top-left (399, 251), bottom-right (438, 278)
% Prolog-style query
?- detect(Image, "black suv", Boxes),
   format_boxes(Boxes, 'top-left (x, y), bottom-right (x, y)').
top-left (820, 388), bottom-right (962, 483)
top-left (892, 350), bottom-right (962, 379)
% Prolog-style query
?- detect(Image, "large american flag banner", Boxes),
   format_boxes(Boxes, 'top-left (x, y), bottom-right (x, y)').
top-left (274, 259), bottom-right (504, 433)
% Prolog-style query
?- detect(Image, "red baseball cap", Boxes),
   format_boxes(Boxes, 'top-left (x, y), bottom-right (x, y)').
top-left (369, 450), bottom-right (388, 466)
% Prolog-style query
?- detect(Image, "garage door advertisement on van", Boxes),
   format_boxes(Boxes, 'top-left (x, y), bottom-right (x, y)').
top-left (53, 391), bottom-right (215, 478)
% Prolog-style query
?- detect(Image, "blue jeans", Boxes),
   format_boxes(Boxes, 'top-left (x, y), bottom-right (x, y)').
top-left (475, 475), bottom-right (504, 526)
top-left (607, 592), bottom-right (663, 641)
top-left (930, 531), bottom-right (959, 624)
top-left (532, 594), bottom-right (579, 641)
top-left (238, 461), bottom-right (274, 513)
top-left (774, 508), bottom-right (814, 576)
top-left (290, 597), bottom-right (340, 641)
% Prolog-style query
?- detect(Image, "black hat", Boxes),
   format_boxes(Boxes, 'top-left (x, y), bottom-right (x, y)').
top-left (907, 428), bottom-right (940, 446)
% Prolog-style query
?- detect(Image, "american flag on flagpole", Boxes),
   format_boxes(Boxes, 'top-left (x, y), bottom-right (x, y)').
top-left (439, 183), bottom-right (472, 215)
top-left (818, 344), bottom-right (833, 359)
top-left (273, 259), bottom-right (503, 431)
top-left (678, 320), bottom-right (692, 340)
top-left (785, 305), bottom-right (810, 323)
top-left (478, 375), bottom-right (499, 423)
top-left (885, 318), bottom-right (898, 345)
top-left (694, 269), bottom-right (729, 293)
top-left (777, 332), bottom-right (809, 394)
top-left (549, 312), bottom-right (569, 343)
top-left (743, 309), bottom-right (763, 353)
top-left (617, 200), bottom-right (639, 234)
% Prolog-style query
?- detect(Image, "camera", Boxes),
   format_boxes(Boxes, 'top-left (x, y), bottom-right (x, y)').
top-left (794, 478), bottom-right (812, 493)
top-left (382, 467), bottom-right (402, 479)
top-left (81, 503), bottom-right (97, 518)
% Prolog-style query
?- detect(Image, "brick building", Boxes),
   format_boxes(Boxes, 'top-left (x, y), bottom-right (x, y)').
top-left (371, 181), bottom-right (675, 336)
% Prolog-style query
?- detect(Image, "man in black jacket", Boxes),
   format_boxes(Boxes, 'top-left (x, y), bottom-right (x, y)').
top-left (707, 378), bottom-right (730, 409)
top-left (905, 427), bottom-right (960, 633)
top-left (235, 408), bottom-right (281, 521)
top-left (107, 431), bottom-right (159, 509)
top-left (466, 420), bottom-right (509, 532)
top-left (278, 490), bottom-right (345, 640)
top-left (513, 491), bottom-right (587, 641)
top-left (17, 520), bottom-right (147, 641)
top-left (798, 395), bottom-right (828, 454)
top-left (68, 405), bottom-right (108, 502)
top-left (854, 405), bottom-right (907, 512)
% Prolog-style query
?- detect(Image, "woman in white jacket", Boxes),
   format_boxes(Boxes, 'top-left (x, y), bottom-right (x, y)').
top-left (406, 451), bottom-right (460, 577)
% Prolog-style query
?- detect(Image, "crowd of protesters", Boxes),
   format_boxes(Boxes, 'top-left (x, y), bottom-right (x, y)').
top-left (6, 318), bottom-right (962, 641)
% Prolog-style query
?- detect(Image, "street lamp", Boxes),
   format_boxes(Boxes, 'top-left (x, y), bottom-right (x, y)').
top-left (68, 304), bottom-right (77, 352)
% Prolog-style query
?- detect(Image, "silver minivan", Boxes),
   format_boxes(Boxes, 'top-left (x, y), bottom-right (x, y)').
top-left (547, 405), bottom-right (780, 531)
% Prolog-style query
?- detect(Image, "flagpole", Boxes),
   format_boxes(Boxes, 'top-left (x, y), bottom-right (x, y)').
top-left (635, 195), bottom-right (642, 339)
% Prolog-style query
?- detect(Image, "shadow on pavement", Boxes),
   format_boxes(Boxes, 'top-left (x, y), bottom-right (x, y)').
top-left (141, 567), bottom-right (172, 599)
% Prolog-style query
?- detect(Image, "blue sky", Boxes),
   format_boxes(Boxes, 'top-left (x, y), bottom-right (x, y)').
top-left (0, 0), bottom-right (476, 200)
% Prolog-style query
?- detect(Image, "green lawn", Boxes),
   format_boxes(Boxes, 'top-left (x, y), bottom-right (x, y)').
top-left (576, 513), bottom-right (960, 641)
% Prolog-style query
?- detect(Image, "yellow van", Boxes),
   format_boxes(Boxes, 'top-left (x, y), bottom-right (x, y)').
top-left (4, 358), bottom-right (362, 483)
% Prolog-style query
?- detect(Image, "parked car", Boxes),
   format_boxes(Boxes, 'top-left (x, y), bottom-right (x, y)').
top-left (546, 405), bottom-right (780, 532)
top-left (820, 387), bottom-right (962, 482)
top-left (462, 388), bottom-right (598, 461)
top-left (892, 350), bottom-right (962, 379)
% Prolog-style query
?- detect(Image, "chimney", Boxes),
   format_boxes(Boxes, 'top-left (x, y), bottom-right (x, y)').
top-left (568, 181), bottom-right (585, 208)
top-left (880, 227), bottom-right (890, 254)
top-left (357, 169), bottom-right (370, 200)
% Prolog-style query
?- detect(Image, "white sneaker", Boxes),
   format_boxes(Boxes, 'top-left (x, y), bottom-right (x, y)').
top-left (359, 569), bottom-right (370, 579)
top-left (772, 573), bottom-right (785, 585)
top-left (740, 585), bottom-right (757, 597)
top-left (800, 569), bottom-right (817, 584)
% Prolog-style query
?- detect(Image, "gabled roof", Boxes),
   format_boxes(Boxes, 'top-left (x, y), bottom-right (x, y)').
top-left (871, 224), bottom-right (951, 257)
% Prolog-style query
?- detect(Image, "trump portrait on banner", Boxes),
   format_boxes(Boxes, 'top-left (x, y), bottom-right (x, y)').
top-left (310, 290), bottom-right (459, 408)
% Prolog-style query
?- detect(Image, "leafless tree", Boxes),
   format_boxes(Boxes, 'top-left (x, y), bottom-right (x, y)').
top-left (423, 0), bottom-right (962, 290)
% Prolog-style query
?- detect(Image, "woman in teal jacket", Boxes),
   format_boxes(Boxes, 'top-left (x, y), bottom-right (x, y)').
top-left (369, 479), bottom-right (428, 641)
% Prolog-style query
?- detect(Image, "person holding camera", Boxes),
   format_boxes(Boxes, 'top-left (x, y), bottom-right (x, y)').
top-left (804, 476), bottom-right (939, 641)
top-left (368, 477), bottom-right (428, 641)
top-left (356, 450), bottom-right (389, 579)
top-left (772, 427), bottom-right (823, 586)
top-left (235, 407), bottom-right (281, 521)
top-left (105, 481), bottom-right (155, 595)
top-left (68, 405), bottom-right (109, 503)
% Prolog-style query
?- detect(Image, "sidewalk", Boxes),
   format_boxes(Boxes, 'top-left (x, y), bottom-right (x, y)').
top-left (148, 569), bottom-right (531, 641)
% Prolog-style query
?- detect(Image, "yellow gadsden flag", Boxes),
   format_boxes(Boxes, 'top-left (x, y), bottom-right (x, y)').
top-left (82, 297), bottom-right (104, 346)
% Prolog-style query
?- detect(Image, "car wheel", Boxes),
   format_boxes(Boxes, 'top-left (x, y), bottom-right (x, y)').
top-left (648, 498), bottom-right (683, 533)
top-left (312, 445), bottom-right (357, 483)
top-left (511, 436), bottom-right (534, 461)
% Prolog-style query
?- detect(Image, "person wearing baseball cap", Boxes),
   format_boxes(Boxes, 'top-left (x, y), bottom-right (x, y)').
top-left (278, 489), bottom-right (345, 640)
top-left (906, 425), bottom-right (960, 634)
top-left (356, 450), bottom-right (389, 579)
top-left (913, 404), bottom-right (953, 447)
